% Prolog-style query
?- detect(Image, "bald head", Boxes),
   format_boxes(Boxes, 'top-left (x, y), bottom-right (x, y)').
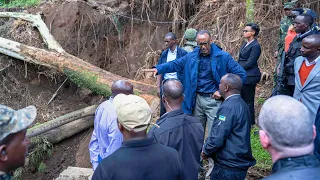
top-left (163, 79), bottom-right (184, 100)
top-left (303, 34), bottom-right (320, 47)
top-left (259, 95), bottom-right (314, 151)
top-left (165, 32), bottom-right (177, 40)
top-left (111, 80), bottom-right (133, 97)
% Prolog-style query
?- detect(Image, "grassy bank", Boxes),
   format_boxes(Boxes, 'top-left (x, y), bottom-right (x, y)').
top-left (0, 0), bottom-right (40, 8)
top-left (251, 126), bottom-right (272, 169)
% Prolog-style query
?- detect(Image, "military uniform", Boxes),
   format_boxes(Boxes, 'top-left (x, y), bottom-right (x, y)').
top-left (0, 105), bottom-right (37, 180)
top-left (182, 28), bottom-right (197, 52)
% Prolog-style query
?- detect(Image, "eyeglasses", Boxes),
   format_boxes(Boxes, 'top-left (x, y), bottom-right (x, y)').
top-left (243, 30), bottom-right (253, 33)
top-left (197, 42), bottom-right (210, 47)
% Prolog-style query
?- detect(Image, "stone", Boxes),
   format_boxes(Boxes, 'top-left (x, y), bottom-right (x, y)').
top-left (55, 166), bottom-right (93, 180)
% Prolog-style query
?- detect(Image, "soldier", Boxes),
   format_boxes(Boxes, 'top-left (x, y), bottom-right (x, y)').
top-left (0, 105), bottom-right (37, 180)
top-left (182, 28), bottom-right (198, 52)
top-left (274, 2), bottom-right (295, 62)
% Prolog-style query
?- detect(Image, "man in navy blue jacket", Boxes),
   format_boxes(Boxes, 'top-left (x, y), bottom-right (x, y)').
top-left (146, 30), bottom-right (246, 134)
top-left (157, 32), bottom-right (188, 116)
top-left (148, 79), bottom-right (204, 180)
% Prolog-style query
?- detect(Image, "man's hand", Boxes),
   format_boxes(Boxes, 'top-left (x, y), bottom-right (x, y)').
top-left (142, 68), bottom-right (158, 77)
top-left (201, 151), bottom-right (208, 160)
top-left (212, 91), bottom-right (221, 99)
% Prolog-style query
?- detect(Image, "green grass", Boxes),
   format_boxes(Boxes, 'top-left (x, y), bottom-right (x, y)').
top-left (0, 0), bottom-right (40, 8)
top-left (250, 126), bottom-right (272, 169)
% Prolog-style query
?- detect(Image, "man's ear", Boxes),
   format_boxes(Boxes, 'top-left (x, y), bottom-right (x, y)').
top-left (0, 145), bottom-right (8, 162)
top-left (117, 121), bottom-right (123, 132)
top-left (259, 130), bottom-right (270, 149)
top-left (313, 125), bottom-right (316, 140)
top-left (225, 84), bottom-right (229, 92)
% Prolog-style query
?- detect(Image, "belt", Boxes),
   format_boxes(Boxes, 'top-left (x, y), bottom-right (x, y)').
top-left (197, 92), bottom-right (213, 97)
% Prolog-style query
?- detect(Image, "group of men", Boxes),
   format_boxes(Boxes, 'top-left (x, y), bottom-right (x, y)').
top-left (274, 0), bottom-right (320, 122)
top-left (1, 1), bottom-right (320, 180)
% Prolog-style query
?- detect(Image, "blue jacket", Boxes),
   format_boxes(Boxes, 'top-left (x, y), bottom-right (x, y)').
top-left (156, 43), bottom-right (246, 115)
top-left (315, 105), bottom-right (320, 161)
top-left (157, 46), bottom-right (188, 83)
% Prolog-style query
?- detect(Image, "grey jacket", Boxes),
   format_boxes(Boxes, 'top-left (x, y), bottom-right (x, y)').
top-left (293, 56), bottom-right (320, 121)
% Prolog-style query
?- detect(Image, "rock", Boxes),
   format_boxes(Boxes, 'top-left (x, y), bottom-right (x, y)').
top-left (55, 166), bottom-right (93, 180)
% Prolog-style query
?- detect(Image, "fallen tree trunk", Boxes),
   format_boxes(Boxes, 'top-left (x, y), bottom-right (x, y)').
top-left (27, 105), bottom-right (97, 138)
top-left (41, 117), bottom-right (94, 144)
top-left (0, 12), bottom-right (157, 96)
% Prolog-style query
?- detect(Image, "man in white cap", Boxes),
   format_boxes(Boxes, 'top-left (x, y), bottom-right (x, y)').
top-left (0, 104), bottom-right (37, 180)
top-left (92, 94), bottom-right (185, 180)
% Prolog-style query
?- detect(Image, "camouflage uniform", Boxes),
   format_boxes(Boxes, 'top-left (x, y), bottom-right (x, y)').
top-left (0, 105), bottom-right (36, 180)
top-left (182, 28), bottom-right (198, 52)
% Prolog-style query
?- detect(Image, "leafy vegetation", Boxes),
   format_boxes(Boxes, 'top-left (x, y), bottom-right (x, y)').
top-left (250, 126), bottom-right (272, 169)
top-left (0, 0), bottom-right (40, 8)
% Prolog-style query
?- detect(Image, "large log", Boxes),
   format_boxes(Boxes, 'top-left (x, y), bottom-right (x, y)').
top-left (27, 105), bottom-right (97, 138)
top-left (0, 12), bottom-right (157, 96)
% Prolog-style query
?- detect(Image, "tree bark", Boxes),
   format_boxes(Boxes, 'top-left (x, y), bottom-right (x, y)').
top-left (246, 0), bottom-right (254, 23)
top-left (40, 117), bottom-right (94, 144)
top-left (0, 12), bottom-right (157, 96)
top-left (27, 105), bottom-right (97, 138)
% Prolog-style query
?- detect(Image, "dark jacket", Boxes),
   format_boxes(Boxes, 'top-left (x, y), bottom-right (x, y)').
top-left (158, 46), bottom-right (188, 83)
top-left (285, 30), bottom-right (316, 85)
top-left (92, 137), bottom-right (185, 180)
top-left (156, 43), bottom-right (246, 115)
top-left (203, 95), bottom-right (256, 170)
top-left (263, 155), bottom-right (320, 180)
top-left (148, 109), bottom-right (204, 180)
top-left (238, 39), bottom-right (261, 84)
top-left (315, 105), bottom-right (320, 161)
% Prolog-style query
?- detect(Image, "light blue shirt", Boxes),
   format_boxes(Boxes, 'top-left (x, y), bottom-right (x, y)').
top-left (164, 47), bottom-right (178, 79)
top-left (89, 97), bottom-right (123, 170)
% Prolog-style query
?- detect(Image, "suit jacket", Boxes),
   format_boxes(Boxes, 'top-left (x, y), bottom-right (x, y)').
top-left (238, 39), bottom-right (261, 84)
top-left (148, 109), bottom-right (204, 180)
top-left (293, 56), bottom-right (320, 121)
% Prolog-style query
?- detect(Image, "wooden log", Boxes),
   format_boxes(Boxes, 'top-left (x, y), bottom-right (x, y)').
top-left (27, 105), bottom-right (97, 138)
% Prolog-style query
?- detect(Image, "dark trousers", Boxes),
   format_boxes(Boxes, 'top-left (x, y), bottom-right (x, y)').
top-left (210, 165), bottom-right (247, 180)
top-left (287, 85), bottom-right (295, 97)
top-left (241, 84), bottom-right (256, 125)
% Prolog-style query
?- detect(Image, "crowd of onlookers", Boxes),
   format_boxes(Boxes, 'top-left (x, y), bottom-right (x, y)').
top-left (1, 0), bottom-right (320, 180)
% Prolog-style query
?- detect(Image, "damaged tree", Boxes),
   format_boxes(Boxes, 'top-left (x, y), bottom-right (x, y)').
top-left (0, 12), bottom-right (160, 144)
top-left (0, 12), bottom-right (157, 96)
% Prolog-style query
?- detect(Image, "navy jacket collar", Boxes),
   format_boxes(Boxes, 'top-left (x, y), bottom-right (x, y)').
top-left (157, 109), bottom-right (184, 124)
top-left (272, 155), bottom-right (320, 174)
top-left (122, 137), bottom-right (156, 148)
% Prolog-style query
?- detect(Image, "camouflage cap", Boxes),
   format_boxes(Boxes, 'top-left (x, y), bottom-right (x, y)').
top-left (0, 105), bottom-right (36, 141)
top-left (284, 2), bottom-right (295, 9)
top-left (184, 28), bottom-right (198, 41)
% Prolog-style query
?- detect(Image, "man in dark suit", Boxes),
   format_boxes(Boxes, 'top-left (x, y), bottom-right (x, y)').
top-left (148, 78), bottom-right (204, 180)
top-left (157, 32), bottom-right (188, 116)
top-left (201, 73), bottom-right (256, 180)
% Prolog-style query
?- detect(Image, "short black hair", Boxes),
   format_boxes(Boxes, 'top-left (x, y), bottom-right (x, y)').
top-left (246, 23), bottom-right (260, 37)
top-left (297, 14), bottom-right (314, 27)
top-left (163, 79), bottom-right (184, 100)
top-left (165, 32), bottom-right (177, 40)
top-left (224, 73), bottom-right (242, 92)
top-left (197, 30), bottom-right (211, 38)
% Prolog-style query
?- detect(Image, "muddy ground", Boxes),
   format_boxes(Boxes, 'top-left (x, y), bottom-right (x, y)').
top-left (0, 0), bottom-right (274, 179)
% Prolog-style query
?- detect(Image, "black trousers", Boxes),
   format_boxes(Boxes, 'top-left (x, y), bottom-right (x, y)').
top-left (210, 165), bottom-right (247, 180)
top-left (241, 83), bottom-right (256, 125)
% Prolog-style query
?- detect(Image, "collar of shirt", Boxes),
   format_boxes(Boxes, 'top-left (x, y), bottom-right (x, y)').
top-left (0, 171), bottom-right (5, 175)
top-left (224, 94), bottom-right (241, 101)
top-left (122, 137), bottom-right (156, 148)
top-left (109, 96), bottom-right (114, 102)
top-left (244, 39), bottom-right (255, 48)
top-left (168, 46), bottom-right (177, 55)
top-left (305, 55), bottom-right (320, 67)
top-left (297, 30), bottom-right (312, 39)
